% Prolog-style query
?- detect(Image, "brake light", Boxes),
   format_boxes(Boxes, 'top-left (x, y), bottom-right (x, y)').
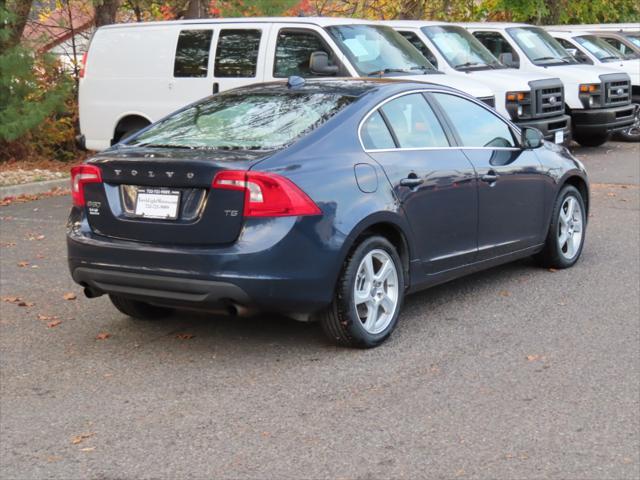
top-left (70, 165), bottom-right (102, 207)
top-left (213, 170), bottom-right (321, 217)
top-left (79, 52), bottom-right (88, 78)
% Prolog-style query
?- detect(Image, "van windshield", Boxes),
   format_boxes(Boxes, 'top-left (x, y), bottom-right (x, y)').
top-left (127, 91), bottom-right (353, 150)
top-left (575, 35), bottom-right (625, 62)
top-left (507, 27), bottom-right (577, 66)
top-left (422, 25), bottom-right (504, 70)
top-left (326, 25), bottom-right (436, 76)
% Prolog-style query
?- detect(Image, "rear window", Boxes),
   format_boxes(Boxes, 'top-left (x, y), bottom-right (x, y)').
top-left (174, 30), bottom-right (213, 77)
top-left (128, 92), bottom-right (354, 150)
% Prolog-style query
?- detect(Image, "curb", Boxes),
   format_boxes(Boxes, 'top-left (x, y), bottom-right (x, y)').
top-left (0, 178), bottom-right (70, 199)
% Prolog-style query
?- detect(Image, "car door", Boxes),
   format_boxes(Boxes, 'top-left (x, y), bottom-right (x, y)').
top-left (431, 92), bottom-right (547, 261)
top-left (211, 25), bottom-right (270, 92)
top-left (263, 25), bottom-right (349, 81)
top-left (362, 92), bottom-right (479, 274)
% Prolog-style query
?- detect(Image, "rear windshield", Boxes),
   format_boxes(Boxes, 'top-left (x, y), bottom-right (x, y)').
top-left (128, 92), bottom-right (354, 150)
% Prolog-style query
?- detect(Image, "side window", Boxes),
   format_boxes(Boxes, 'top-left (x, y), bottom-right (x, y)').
top-left (380, 94), bottom-right (449, 148)
top-left (274, 29), bottom-right (332, 77)
top-left (398, 31), bottom-right (438, 67)
top-left (473, 31), bottom-right (519, 65)
top-left (214, 29), bottom-right (261, 77)
top-left (601, 37), bottom-right (628, 56)
top-left (174, 30), bottom-right (213, 77)
top-left (433, 93), bottom-right (515, 148)
top-left (361, 111), bottom-right (395, 150)
top-left (555, 38), bottom-right (592, 64)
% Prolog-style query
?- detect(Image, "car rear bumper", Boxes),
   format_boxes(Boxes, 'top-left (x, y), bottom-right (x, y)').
top-left (572, 104), bottom-right (636, 134)
top-left (67, 213), bottom-right (341, 316)
top-left (517, 114), bottom-right (572, 143)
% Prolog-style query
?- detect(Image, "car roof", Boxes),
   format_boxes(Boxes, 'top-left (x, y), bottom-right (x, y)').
top-left (225, 78), bottom-right (461, 98)
top-left (546, 29), bottom-right (595, 37)
top-left (99, 16), bottom-right (376, 30)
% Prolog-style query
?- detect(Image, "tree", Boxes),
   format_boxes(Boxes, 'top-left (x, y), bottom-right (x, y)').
top-left (94, 0), bottom-right (120, 26)
top-left (0, 6), bottom-right (70, 143)
top-left (0, 0), bottom-right (33, 51)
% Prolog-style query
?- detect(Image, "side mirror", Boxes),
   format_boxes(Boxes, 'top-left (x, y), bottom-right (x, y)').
top-left (309, 51), bottom-right (339, 75)
top-left (521, 126), bottom-right (544, 149)
top-left (499, 52), bottom-right (516, 67)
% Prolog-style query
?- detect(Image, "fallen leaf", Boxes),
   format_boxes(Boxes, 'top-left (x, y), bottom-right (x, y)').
top-left (63, 292), bottom-right (77, 301)
top-left (607, 192), bottom-right (616, 197)
top-left (548, 268), bottom-right (557, 273)
top-left (526, 354), bottom-right (541, 362)
top-left (622, 457), bottom-right (632, 464)
top-left (36, 235), bottom-right (45, 240)
top-left (17, 261), bottom-right (29, 267)
top-left (71, 433), bottom-right (94, 444)
top-left (499, 290), bottom-right (511, 297)
top-left (2, 296), bottom-right (21, 304)
top-left (176, 334), bottom-right (194, 340)
top-left (17, 301), bottom-right (34, 307)
top-left (80, 447), bottom-right (95, 452)
top-left (96, 332), bottom-right (110, 340)
top-left (47, 320), bottom-right (62, 328)
top-left (31, 265), bottom-right (39, 269)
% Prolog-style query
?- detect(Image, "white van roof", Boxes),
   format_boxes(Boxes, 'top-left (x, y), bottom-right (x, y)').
top-left (456, 22), bottom-right (531, 30)
top-left (99, 16), bottom-right (375, 30)
top-left (379, 20), bottom-right (450, 28)
top-left (546, 23), bottom-right (639, 32)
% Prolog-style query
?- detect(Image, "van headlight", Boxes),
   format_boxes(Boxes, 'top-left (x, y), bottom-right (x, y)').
top-left (505, 91), bottom-right (531, 120)
top-left (579, 83), bottom-right (602, 108)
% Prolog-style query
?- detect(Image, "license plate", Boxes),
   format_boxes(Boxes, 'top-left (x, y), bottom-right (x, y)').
top-left (134, 188), bottom-right (180, 220)
top-left (554, 130), bottom-right (564, 144)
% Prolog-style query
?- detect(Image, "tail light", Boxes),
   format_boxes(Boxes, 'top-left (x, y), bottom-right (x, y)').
top-left (213, 170), bottom-right (321, 217)
top-left (71, 165), bottom-right (102, 207)
top-left (79, 52), bottom-right (88, 78)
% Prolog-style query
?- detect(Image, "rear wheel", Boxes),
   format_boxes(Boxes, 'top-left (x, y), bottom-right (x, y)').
top-left (319, 236), bottom-right (404, 348)
top-left (109, 294), bottom-right (173, 320)
top-left (573, 131), bottom-right (609, 147)
top-left (536, 185), bottom-right (586, 269)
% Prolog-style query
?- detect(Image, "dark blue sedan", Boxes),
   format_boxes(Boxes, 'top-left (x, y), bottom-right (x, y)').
top-left (67, 78), bottom-right (589, 348)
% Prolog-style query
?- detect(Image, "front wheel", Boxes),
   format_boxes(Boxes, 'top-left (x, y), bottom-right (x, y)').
top-left (573, 131), bottom-right (609, 147)
top-left (536, 185), bottom-right (586, 269)
top-left (319, 236), bottom-right (405, 348)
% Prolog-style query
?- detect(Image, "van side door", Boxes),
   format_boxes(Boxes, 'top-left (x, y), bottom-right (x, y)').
top-left (263, 24), bottom-right (352, 81)
top-left (211, 24), bottom-right (270, 92)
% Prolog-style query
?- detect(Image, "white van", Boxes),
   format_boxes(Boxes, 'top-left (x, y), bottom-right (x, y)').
top-left (78, 17), bottom-right (495, 151)
top-left (461, 22), bottom-right (635, 146)
top-left (381, 20), bottom-right (570, 143)
top-left (547, 28), bottom-right (639, 141)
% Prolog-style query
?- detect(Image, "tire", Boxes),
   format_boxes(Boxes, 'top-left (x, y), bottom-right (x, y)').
top-left (109, 294), bottom-right (173, 320)
top-left (319, 236), bottom-right (405, 348)
top-left (615, 108), bottom-right (640, 142)
top-left (573, 131), bottom-right (609, 147)
top-left (536, 185), bottom-right (586, 269)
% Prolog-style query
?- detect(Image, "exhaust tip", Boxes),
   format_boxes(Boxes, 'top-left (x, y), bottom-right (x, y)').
top-left (83, 286), bottom-right (103, 299)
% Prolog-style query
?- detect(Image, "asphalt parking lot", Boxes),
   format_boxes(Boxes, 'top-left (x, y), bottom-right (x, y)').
top-left (1, 141), bottom-right (638, 480)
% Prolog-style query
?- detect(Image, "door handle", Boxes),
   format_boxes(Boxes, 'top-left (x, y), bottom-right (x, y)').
top-left (212, 82), bottom-right (219, 94)
top-left (400, 177), bottom-right (424, 188)
top-left (481, 170), bottom-right (499, 183)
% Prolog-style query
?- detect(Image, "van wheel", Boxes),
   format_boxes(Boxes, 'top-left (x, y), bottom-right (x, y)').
top-left (573, 132), bottom-right (609, 147)
top-left (319, 236), bottom-right (404, 348)
top-left (535, 185), bottom-right (586, 269)
top-left (109, 294), bottom-right (173, 320)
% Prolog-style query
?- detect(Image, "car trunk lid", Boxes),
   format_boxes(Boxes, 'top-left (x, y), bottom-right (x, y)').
top-left (81, 148), bottom-right (271, 245)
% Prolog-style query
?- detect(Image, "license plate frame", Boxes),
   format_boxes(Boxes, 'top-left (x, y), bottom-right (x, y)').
top-left (134, 187), bottom-right (181, 220)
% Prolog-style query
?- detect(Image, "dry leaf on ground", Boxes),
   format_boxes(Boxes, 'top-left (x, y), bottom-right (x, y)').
top-left (176, 334), bottom-right (194, 340)
top-left (96, 332), bottom-right (110, 340)
top-left (63, 292), bottom-right (77, 301)
top-left (47, 320), bottom-right (62, 328)
top-left (17, 261), bottom-right (29, 267)
top-left (71, 433), bottom-right (94, 445)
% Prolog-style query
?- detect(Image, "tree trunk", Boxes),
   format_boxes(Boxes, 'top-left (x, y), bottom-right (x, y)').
top-left (1, 0), bottom-right (33, 51)
top-left (184, 0), bottom-right (207, 19)
top-left (94, 0), bottom-right (120, 27)
top-left (397, 0), bottom-right (424, 20)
